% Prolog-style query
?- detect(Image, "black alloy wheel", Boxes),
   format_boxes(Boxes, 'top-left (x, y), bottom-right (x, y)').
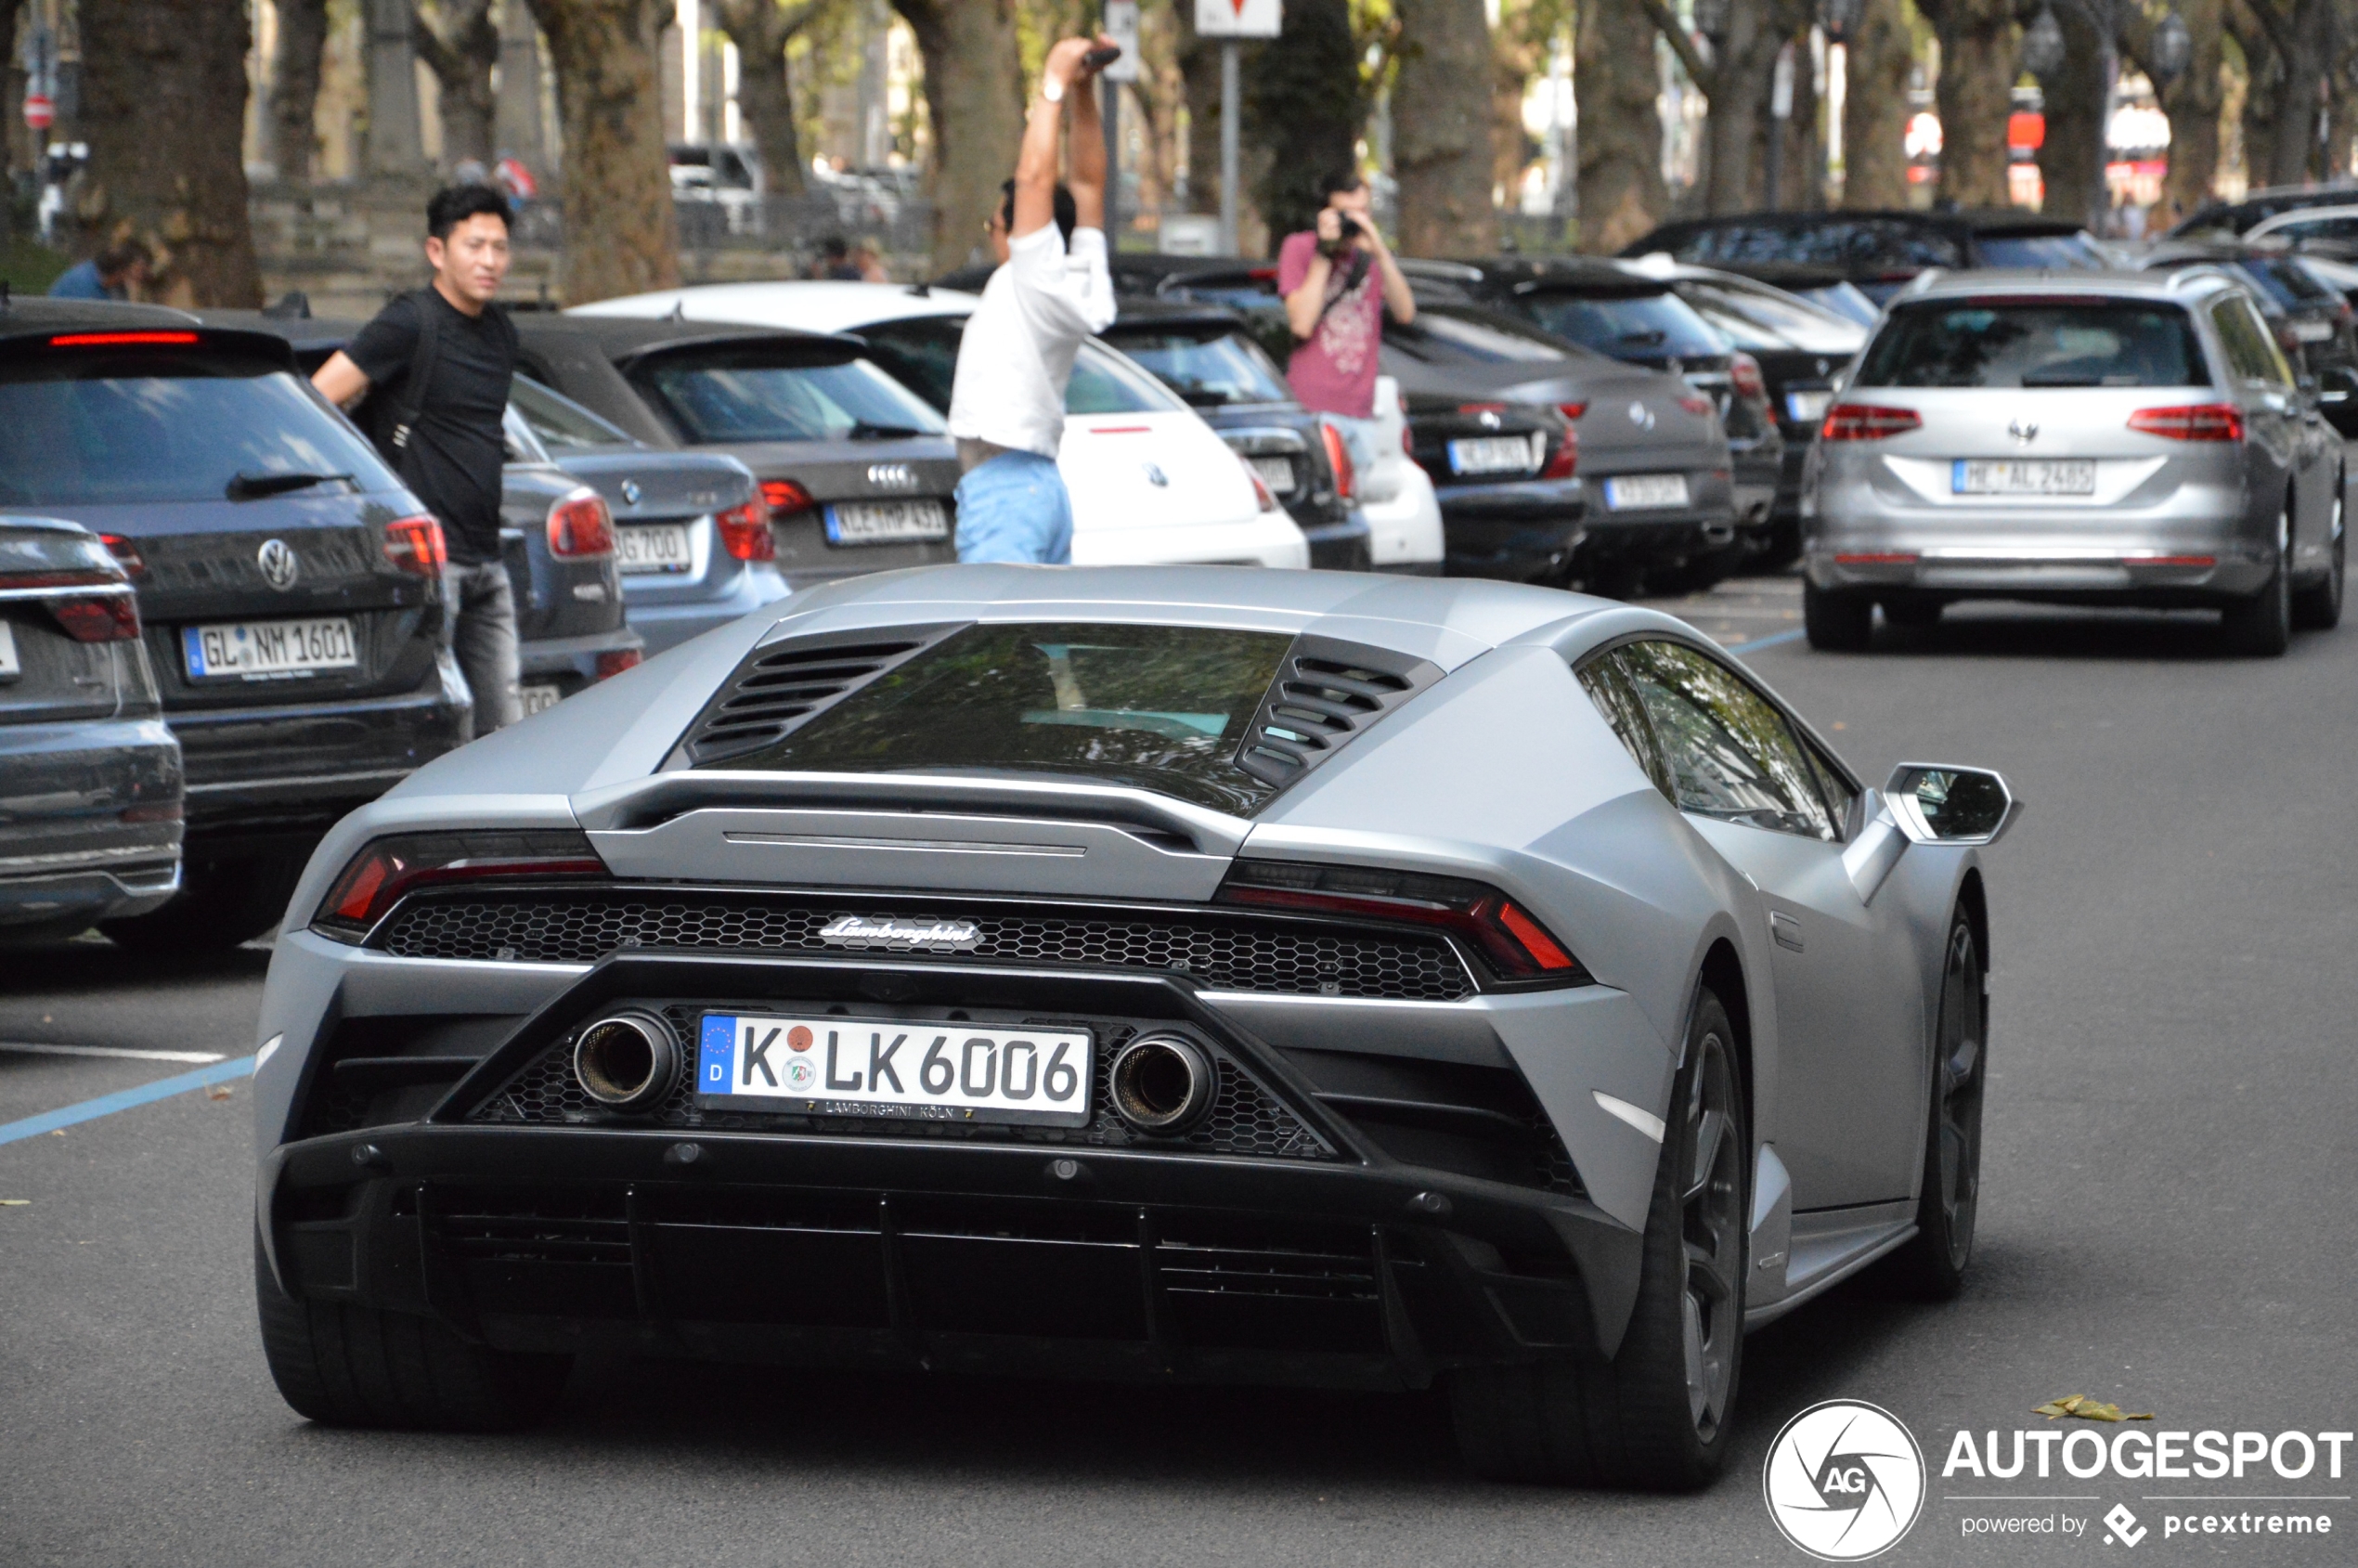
top-left (98, 853), bottom-right (308, 955)
top-left (1803, 580), bottom-right (1873, 651)
top-left (2222, 501), bottom-right (2294, 656)
top-left (2292, 483), bottom-right (2344, 630)
top-left (1885, 912), bottom-right (1988, 1298)
top-left (1449, 990), bottom-right (1747, 1488)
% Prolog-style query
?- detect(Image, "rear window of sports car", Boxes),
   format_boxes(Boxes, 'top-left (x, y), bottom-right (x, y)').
top-left (710, 622), bottom-right (1296, 814)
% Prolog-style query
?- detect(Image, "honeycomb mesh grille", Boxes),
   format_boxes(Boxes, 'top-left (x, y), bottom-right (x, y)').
top-left (376, 890), bottom-right (1474, 1002)
top-left (468, 1004), bottom-right (1340, 1161)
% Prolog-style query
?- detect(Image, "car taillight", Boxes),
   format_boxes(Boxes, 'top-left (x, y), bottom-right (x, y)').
top-left (547, 488), bottom-right (614, 557)
top-left (1216, 859), bottom-right (1587, 982)
top-left (1319, 422), bottom-right (1355, 500)
top-left (1678, 393), bottom-right (1715, 417)
top-left (2127, 403), bottom-right (2244, 441)
top-left (311, 829), bottom-right (607, 940)
top-left (1730, 352), bottom-right (1767, 401)
top-left (762, 478), bottom-right (816, 520)
top-left (714, 499), bottom-right (775, 561)
top-left (1541, 425), bottom-right (1577, 479)
top-left (1556, 401), bottom-right (1587, 421)
top-left (97, 534), bottom-right (146, 577)
top-left (1240, 459), bottom-right (1278, 512)
top-left (47, 330), bottom-right (199, 347)
top-left (381, 514), bottom-right (447, 577)
top-left (1821, 403), bottom-right (1923, 441)
top-left (595, 648), bottom-right (642, 680)
top-left (47, 591), bottom-right (141, 642)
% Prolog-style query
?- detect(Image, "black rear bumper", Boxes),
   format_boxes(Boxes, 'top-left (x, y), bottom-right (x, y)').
top-left (1433, 479), bottom-right (1585, 582)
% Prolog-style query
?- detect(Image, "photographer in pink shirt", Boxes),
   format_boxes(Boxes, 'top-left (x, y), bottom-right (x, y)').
top-left (1276, 170), bottom-right (1417, 483)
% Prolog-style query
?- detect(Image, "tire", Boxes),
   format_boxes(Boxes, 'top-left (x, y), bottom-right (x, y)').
top-left (254, 1231), bottom-right (570, 1431)
top-left (1450, 991), bottom-right (1747, 1489)
top-left (2222, 502), bottom-right (2294, 656)
top-left (1879, 595), bottom-right (1942, 629)
top-left (2292, 485), bottom-right (2344, 631)
top-left (1881, 913), bottom-right (1988, 1300)
top-left (99, 853), bottom-right (305, 955)
top-left (1804, 580), bottom-right (1873, 651)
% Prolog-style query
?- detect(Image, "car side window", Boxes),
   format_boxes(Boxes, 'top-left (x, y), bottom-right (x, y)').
top-left (2211, 298), bottom-right (2290, 387)
top-left (1574, 654), bottom-right (1674, 798)
top-left (1604, 641), bottom-right (1838, 841)
top-left (1802, 743), bottom-right (1859, 834)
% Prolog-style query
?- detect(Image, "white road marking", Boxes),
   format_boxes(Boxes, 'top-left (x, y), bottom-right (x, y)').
top-left (0, 1042), bottom-right (228, 1065)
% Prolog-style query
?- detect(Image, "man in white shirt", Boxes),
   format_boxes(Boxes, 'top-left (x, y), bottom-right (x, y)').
top-left (946, 34), bottom-right (1120, 564)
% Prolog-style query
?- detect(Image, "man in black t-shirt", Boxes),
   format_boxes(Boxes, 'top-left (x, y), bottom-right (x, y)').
top-left (313, 184), bottom-right (523, 733)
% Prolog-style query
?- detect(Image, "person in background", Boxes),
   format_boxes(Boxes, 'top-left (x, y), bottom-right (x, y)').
top-left (816, 237), bottom-right (863, 280)
top-left (943, 34), bottom-right (1119, 565)
top-left (852, 240), bottom-right (890, 282)
top-left (48, 238), bottom-right (151, 301)
top-left (311, 184), bottom-right (524, 736)
top-left (1277, 170), bottom-right (1416, 484)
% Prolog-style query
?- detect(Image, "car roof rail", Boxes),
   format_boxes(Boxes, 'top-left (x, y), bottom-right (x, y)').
top-left (1898, 268), bottom-right (1947, 297)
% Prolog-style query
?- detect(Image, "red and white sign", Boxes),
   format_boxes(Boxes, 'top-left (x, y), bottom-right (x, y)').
top-left (1195, 0), bottom-right (1282, 38)
top-left (22, 92), bottom-right (54, 132)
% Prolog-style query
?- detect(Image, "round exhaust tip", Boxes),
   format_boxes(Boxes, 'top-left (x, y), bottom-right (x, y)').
top-left (572, 1011), bottom-right (679, 1110)
top-left (1108, 1035), bottom-right (1214, 1134)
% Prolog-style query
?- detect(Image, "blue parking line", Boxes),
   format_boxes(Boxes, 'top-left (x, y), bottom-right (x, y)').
top-left (1733, 627), bottom-right (1807, 654)
top-left (0, 1055), bottom-right (255, 1147)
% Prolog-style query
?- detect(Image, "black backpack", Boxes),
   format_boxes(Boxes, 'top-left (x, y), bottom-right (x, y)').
top-left (355, 290), bottom-right (447, 475)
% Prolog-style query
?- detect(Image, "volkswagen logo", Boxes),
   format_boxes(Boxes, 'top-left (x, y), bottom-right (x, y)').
top-left (1477, 408), bottom-right (1502, 430)
top-left (256, 538), bottom-right (300, 590)
top-left (1627, 400), bottom-right (1657, 431)
top-left (619, 478), bottom-right (642, 506)
top-left (865, 462), bottom-right (919, 490)
top-left (1143, 462), bottom-right (1170, 487)
top-left (2008, 419), bottom-right (2040, 445)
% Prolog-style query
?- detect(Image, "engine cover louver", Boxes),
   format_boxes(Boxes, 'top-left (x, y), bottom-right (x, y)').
top-left (671, 623), bottom-right (967, 766)
top-left (1233, 637), bottom-right (1442, 791)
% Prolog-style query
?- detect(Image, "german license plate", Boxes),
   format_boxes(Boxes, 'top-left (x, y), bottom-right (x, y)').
top-left (0, 621), bottom-right (17, 681)
top-left (520, 683), bottom-right (563, 716)
top-left (1603, 473), bottom-right (1691, 510)
top-left (825, 499), bottom-right (950, 545)
top-left (1785, 389), bottom-right (1833, 424)
top-left (1952, 460), bottom-right (2095, 496)
top-left (1446, 435), bottom-right (1540, 475)
top-left (1248, 455), bottom-right (1297, 493)
top-left (615, 523), bottom-right (692, 574)
top-left (695, 1012), bottom-right (1092, 1125)
top-left (182, 616), bottom-right (356, 680)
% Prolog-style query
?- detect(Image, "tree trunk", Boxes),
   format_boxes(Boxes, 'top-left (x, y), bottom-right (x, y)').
top-left (6, 0), bottom-right (32, 193)
top-left (2231, 3), bottom-right (2281, 189)
top-left (1130, 0), bottom-right (1185, 215)
top-left (893, 0), bottom-right (1024, 274)
top-left (1922, 0), bottom-right (2016, 208)
top-left (525, 0), bottom-right (679, 303)
top-left (415, 0), bottom-right (501, 171)
top-left (713, 0), bottom-right (817, 198)
top-left (2124, 0), bottom-right (2224, 225)
top-left (74, 0), bottom-right (262, 305)
top-left (1843, 0), bottom-right (1915, 208)
top-left (1756, 32), bottom-right (1823, 210)
top-left (1247, 0), bottom-right (1365, 245)
top-left (1393, 0), bottom-right (1497, 255)
top-left (1576, 0), bottom-right (1666, 252)
top-left (2265, 0), bottom-right (2333, 186)
top-left (269, 0), bottom-right (331, 181)
top-left (2034, 0), bottom-right (2105, 225)
top-left (1696, 2), bottom-right (1787, 213)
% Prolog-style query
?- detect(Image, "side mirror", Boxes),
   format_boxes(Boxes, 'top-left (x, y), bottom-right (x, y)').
top-left (1884, 763), bottom-right (2019, 846)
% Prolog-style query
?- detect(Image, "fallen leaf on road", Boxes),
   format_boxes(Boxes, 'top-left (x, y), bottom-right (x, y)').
top-left (0, 1199), bottom-right (29, 1207)
top-left (206, 1083), bottom-right (235, 1101)
top-left (2035, 1395), bottom-right (2154, 1421)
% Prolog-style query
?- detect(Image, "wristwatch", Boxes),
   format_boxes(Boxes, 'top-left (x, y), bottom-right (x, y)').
top-left (1040, 77), bottom-right (1066, 104)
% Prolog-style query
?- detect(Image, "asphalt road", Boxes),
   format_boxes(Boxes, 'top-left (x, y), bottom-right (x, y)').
top-left (4, 577), bottom-right (2352, 1566)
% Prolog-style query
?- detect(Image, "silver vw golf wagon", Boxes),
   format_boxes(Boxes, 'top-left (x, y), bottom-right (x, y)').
top-left (1802, 269), bottom-right (2348, 654)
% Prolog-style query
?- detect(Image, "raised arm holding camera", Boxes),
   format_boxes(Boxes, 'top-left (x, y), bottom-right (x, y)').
top-left (1277, 170), bottom-right (1416, 482)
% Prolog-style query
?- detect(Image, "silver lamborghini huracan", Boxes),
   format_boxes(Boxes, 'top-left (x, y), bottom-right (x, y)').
top-left (249, 566), bottom-right (2014, 1488)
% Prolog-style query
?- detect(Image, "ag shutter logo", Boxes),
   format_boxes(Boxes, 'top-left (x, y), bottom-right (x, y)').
top-left (1764, 1400), bottom-right (1927, 1561)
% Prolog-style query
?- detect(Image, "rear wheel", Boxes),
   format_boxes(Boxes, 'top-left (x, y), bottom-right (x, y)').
top-left (1804, 581), bottom-right (1873, 651)
top-left (2222, 503), bottom-right (2294, 656)
top-left (254, 1231), bottom-right (570, 1430)
top-left (1450, 991), bottom-right (1746, 1489)
top-left (1880, 595), bottom-right (1942, 629)
top-left (1882, 914), bottom-right (1987, 1299)
top-left (99, 853), bottom-right (304, 955)
top-left (2292, 486), bottom-right (2344, 631)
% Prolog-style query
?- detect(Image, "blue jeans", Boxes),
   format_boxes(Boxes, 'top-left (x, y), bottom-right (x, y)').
top-left (953, 450), bottom-right (1073, 564)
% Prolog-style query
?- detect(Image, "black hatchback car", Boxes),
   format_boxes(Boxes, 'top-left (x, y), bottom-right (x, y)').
top-left (0, 300), bottom-right (467, 951)
top-left (1625, 210), bottom-right (2106, 302)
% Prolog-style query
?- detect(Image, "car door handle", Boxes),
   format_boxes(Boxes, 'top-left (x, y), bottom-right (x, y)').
top-left (1769, 912), bottom-right (1805, 952)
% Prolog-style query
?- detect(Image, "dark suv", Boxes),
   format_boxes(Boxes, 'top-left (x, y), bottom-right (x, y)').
top-left (0, 300), bottom-right (468, 950)
top-left (1625, 210), bottom-right (2106, 302)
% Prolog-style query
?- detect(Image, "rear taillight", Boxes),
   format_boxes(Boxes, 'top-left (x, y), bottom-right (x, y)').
top-left (382, 514), bottom-right (447, 577)
top-left (97, 534), bottom-right (146, 577)
top-left (594, 648), bottom-right (642, 680)
top-left (1821, 403), bottom-right (1923, 441)
top-left (311, 829), bottom-right (607, 940)
top-left (1217, 859), bottom-right (1587, 982)
top-left (1318, 422), bottom-right (1355, 500)
top-left (1556, 401), bottom-right (1587, 421)
top-left (762, 478), bottom-right (816, 520)
top-left (1541, 426), bottom-right (1577, 479)
top-left (1730, 352), bottom-right (1767, 401)
top-left (1678, 393), bottom-right (1715, 417)
top-left (48, 330), bottom-right (199, 347)
top-left (2127, 403), bottom-right (2244, 441)
top-left (715, 499), bottom-right (775, 561)
top-left (47, 591), bottom-right (141, 642)
top-left (547, 488), bottom-right (614, 557)
top-left (1240, 459), bottom-right (1278, 512)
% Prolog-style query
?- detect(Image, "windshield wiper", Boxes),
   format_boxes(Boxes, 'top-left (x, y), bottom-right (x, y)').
top-left (843, 421), bottom-right (925, 441)
top-left (1614, 330), bottom-right (1669, 347)
top-left (227, 471), bottom-right (349, 500)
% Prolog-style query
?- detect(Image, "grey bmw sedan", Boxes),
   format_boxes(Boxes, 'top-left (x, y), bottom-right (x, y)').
top-left (1802, 269), bottom-right (2347, 654)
